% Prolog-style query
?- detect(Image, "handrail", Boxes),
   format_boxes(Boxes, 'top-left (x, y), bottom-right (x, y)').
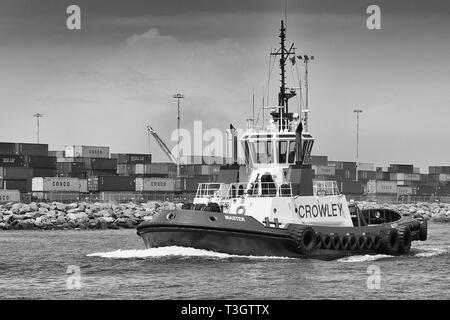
top-left (225, 182), bottom-right (293, 199)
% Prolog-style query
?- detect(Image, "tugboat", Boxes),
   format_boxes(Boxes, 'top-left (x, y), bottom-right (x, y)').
top-left (136, 21), bottom-right (428, 259)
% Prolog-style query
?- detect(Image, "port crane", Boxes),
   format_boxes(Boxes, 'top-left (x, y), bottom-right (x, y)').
top-left (146, 125), bottom-right (177, 164)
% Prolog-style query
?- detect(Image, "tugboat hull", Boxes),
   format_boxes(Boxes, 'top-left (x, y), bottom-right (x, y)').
top-left (136, 209), bottom-right (425, 260)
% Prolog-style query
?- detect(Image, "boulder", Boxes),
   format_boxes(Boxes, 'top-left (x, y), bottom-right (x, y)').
top-left (39, 202), bottom-right (50, 209)
top-left (38, 207), bottom-right (49, 214)
top-left (18, 204), bottom-right (31, 214)
top-left (55, 202), bottom-right (66, 211)
top-left (29, 203), bottom-right (38, 211)
top-left (88, 218), bottom-right (100, 229)
top-left (11, 203), bottom-right (22, 214)
top-left (47, 210), bottom-right (57, 219)
top-left (24, 211), bottom-right (42, 219)
top-left (18, 219), bottom-right (37, 230)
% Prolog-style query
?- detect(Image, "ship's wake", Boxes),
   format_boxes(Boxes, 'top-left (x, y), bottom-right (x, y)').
top-left (338, 245), bottom-right (449, 262)
top-left (87, 246), bottom-right (293, 260)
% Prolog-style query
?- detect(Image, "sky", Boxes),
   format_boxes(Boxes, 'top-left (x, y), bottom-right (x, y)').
top-left (0, 0), bottom-right (449, 172)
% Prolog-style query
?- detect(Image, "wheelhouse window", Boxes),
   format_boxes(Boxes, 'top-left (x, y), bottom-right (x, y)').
top-left (248, 140), bottom-right (273, 164)
top-left (278, 141), bottom-right (287, 163)
top-left (288, 141), bottom-right (296, 163)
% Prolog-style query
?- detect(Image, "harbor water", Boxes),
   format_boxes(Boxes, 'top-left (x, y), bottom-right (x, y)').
top-left (0, 223), bottom-right (448, 299)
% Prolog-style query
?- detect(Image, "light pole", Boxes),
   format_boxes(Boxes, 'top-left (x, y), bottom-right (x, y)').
top-left (33, 113), bottom-right (44, 144)
top-left (173, 93), bottom-right (184, 177)
top-left (353, 109), bottom-right (362, 181)
top-left (298, 55), bottom-right (314, 132)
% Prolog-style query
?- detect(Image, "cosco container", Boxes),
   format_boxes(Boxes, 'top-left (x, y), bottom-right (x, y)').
top-left (88, 176), bottom-right (135, 192)
top-left (65, 145), bottom-right (110, 158)
top-left (378, 181), bottom-right (398, 194)
top-left (397, 186), bottom-right (413, 195)
top-left (32, 177), bottom-right (84, 192)
top-left (111, 153), bottom-right (152, 164)
top-left (0, 167), bottom-right (33, 180)
top-left (0, 189), bottom-right (20, 203)
top-left (135, 177), bottom-right (180, 192)
top-left (438, 174), bottom-right (450, 182)
top-left (79, 179), bottom-right (88, 193)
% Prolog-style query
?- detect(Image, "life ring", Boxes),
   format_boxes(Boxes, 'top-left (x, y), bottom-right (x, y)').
top-left (398, 225), bottom-right (412, 254)
top-left (349, 235), bottom-right (358, 251)
top-left (236, 205), bottom-right (246, 215)
top-left (380, 229), bottom-right (400, 255)
top-left (339, 235), bottom-right (350, 250)
top-left (331, 235), bottom-right (341, 250)
top-left (289, 225), bottom-right (317, 254)
top-left (321, 234), bottom-right (332, 250)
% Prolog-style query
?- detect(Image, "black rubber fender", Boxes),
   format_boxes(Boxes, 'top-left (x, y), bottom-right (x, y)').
top-left (315, 232), bottom-right (323, 248)
top-left (357, 236), bottom-right (366, 250)
top-left (364, 235), bottom-right (374, 251)
top-left (339, 235), bottom-right (350, 250)
top-left (398, 225), bottom-right (412, 254)
top-left (418, 220), bottom-right (428, 241)
top-left (194, 203), bottom-right (207, 211)
top-left (349, 235), bottom-right (358, 250)
top-left (181, 202), bottom-right (195, 210)
top-left (321, 234), bottom-right (332, 250)
top-left (373, 235), bottom-right (382, 252)
top-left (204, 202), bottom-right (222, 213)
top-left (380, 228), bottom-right (400, 255)
top-left (331, 235), bottom-right (341, 250)
top-left (289, 225), bottom-right (317, 254)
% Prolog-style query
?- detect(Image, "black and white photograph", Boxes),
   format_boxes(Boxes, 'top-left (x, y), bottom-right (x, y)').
top-left (0, 0), bottom-right (449, 305)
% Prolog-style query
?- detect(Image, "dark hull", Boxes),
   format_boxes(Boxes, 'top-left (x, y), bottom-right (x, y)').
top-left (136, 209), bottom-right (423, 260)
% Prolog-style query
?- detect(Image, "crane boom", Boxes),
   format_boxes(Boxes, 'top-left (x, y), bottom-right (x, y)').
top-left (147, 125), bottom-right (177, 164)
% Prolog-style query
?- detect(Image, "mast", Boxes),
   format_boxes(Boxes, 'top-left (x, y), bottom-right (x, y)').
top-left (271, 20), bottom-right (296, 130)
top-left (279, 20), bottom-right (287, 111)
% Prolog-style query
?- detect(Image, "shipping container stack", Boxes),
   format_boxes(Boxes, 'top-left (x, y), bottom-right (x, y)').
top-left (425, 166), bottom-right (450, 196)
top-left (0, 142), bottom-right (56, 193)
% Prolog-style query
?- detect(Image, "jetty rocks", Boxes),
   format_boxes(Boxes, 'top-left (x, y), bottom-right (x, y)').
top-left (0, 201), bottom-right (179, 231)
top-left (0, 200), bottom-right (448, 231)
top-left (358, 201), bottom-right (450, 223)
